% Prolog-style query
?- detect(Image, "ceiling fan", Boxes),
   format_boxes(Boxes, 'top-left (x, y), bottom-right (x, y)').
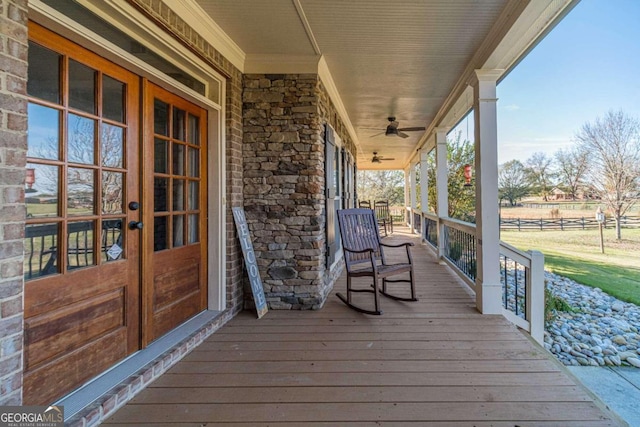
top-left (369, 117), bottom-right (426, 138)
top-left (371, 152), bottom-right (395, 163)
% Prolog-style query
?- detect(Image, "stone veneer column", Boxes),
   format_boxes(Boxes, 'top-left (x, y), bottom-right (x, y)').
top-left (243, 74), bottom-right (326, 310)
top-left (0, 0), bottom-right (28, 405)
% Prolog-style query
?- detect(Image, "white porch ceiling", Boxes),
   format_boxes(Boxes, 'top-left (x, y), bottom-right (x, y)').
top-left (193, 0), bottom-right (576, 170)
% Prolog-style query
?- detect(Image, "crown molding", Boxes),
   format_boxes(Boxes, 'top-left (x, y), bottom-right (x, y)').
top-left (167, 0), bottom-right (246, 72)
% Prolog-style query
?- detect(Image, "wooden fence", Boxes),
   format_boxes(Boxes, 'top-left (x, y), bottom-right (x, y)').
top-left (500, 216), bottom-right (640, 231)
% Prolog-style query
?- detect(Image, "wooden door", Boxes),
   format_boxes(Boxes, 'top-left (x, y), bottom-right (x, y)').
top-left (24, 23), bottom-right (141, 404)
top-left (142, 82), bottom-right (208, 344)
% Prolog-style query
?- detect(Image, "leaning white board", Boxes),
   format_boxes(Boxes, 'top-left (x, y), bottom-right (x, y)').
top-left (232, 207), bottom-right (268, 318)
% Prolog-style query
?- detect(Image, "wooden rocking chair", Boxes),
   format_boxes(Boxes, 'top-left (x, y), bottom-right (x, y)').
top-left (374, 200), bottom-right (393, 235)
top-left (336, 208), bottom-right (417, 315)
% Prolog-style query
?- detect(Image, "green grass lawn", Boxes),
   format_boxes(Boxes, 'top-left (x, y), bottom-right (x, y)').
top-left (501, 227), bottom-right (640, 306)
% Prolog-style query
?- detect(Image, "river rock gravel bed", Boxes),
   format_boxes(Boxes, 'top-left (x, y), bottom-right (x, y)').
top-left (543, 272), bottom-right (640, 368)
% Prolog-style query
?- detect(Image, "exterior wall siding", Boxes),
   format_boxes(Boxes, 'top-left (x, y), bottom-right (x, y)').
top-left (242, 74), bottom-right (355, 310)
top-left (0, 0), bottom-right (27, 406)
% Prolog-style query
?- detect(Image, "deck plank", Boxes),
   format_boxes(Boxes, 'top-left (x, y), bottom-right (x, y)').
top-left (102, 226), bottom-right (623, 426)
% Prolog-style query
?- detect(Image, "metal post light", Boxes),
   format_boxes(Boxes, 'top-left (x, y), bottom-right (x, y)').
top-left (595, 207), bottom-right (605, 254)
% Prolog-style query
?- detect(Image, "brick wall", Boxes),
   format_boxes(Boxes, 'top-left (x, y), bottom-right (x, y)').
top-left (0, 0), bottom-right (28, 406)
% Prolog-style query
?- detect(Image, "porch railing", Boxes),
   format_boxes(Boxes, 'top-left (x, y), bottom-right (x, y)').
top-left (413, 211), bottom-right (421, 234)
top-left (415, 210), bottom-right (545, 345)
top-left (422, 212), bottom-right (437, 248)
top-left (499, 241), bottom-right (545, 344)
top-left (441, 217), bottom-right (476, 283)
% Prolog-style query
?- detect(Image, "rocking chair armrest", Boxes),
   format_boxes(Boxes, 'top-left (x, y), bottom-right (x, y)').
top-left (380, 242), bottom-right (414, 248)
top-left (380, 241), bottom-right (414, 264)
top-left (343, 247), bottom-right (375, 255)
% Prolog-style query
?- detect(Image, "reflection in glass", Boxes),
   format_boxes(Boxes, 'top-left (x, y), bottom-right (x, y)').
top-left (28, 42), bottom-right (60, 103)
top-left (154, 139), bottom-right (168, 173)
top-left (173, 179), bottom-right (185, 211)
top-left (26, 163), bottom-right (59, 218)
top-left (173, 108), bottom-right (186, 141)
top-left (102, 171), bottom-right (123, 214)
top-left (188, 181), bottom-right (199, 210)
top-left (154, 99), bottom-right (168, 136)
top-left (67, 167), bottom-right (94, 215)
top-left (188, 214), bottom-right (199, 244)
top-left (172, 143), bottom-right (185, 176)
top-left (27, 103), bottom-right (60, 160)
top-left (67, 221), bottom-right (94, 270)
top-left (154, 216), bottom-right (168, 251)
top-left (154, 177), bottom-right (168, 212)
top-left (24, 223), bottom-right (58, 279)
top-left (68, 114), bottom-right (95, 164)
top-left (173, 215), bottom-right (185, 248)
top-left (101, 124), bottom-right (124, 168)
top-left (188, 148), bottom-right (199, 177)
top-left (102, 75), bottom-right (125, 123)
top-left (101, 219), bottom-right (124, 263)
top-left (188, 114), bottom-right (199, 146)
top-left (69, 59), bottom-right (96, 114)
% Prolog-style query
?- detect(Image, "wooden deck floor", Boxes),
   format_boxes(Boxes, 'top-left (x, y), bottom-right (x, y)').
top-left (103, 227), bottom-right (623, 426)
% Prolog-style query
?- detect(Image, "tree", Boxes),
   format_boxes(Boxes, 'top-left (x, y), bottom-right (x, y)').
top-left (524, 152), bottom-right (555, 201)
top-left (356, 170), bottom-right (404, 207)
top-left (554, 146), bottom-right (589, 200)
top-left (575, 110), bottom-right (640, 240)
top-left (498, 160), bottom-right (529, 206)
top-left (31, 116), bottom-right (124, 213)
top-left (427, 131), bottom-right (476, 222)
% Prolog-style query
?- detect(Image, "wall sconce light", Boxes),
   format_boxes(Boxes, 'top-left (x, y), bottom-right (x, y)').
top-left (25, 168), bottom-right (36, 193)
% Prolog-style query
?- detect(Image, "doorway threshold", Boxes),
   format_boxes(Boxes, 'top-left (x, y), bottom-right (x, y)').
top-left (58, 309), bottom-right (225, 421)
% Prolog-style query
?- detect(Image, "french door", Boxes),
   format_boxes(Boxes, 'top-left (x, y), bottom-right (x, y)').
top-left (142, 82), bottom-right (207, 344)
top-left (24, 23), bottom-right (208, 404)
top-left (24, 23), bottom-right (141, 404)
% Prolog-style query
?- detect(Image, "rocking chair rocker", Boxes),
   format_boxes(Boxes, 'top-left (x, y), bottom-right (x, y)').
top-left (336, 208), bottom-right (418, 315)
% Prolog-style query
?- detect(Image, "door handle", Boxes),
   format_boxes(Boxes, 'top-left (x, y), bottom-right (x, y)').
top-left (128, 201), bottom-right (140, 210)
top-left (128, 221), bottom-right (143, 230)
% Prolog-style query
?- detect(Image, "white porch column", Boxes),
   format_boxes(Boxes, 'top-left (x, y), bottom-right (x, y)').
top-left (409, 162), bottom-right (417, 233)
top-left (404, 168), bottom-right (410, 226)
top-left (473, 69), bottom-right (503, 314)
top-left (435, 127), bottom-right (449, 259)
top-left (420, 150), bottom-right (429, 240)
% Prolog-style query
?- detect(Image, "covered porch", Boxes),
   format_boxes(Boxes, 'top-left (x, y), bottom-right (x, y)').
top-left (102, 227), bottom-right (622, 426)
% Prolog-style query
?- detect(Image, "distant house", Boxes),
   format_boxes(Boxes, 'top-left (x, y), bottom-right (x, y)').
top-left (550, 187), bottom-right (568, 201)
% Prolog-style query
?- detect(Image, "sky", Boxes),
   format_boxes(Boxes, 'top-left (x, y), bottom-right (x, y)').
top-left (454, 0), bottom-right (640, 165)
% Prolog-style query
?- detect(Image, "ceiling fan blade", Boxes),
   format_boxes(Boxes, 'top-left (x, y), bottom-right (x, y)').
top-left (397, 131), bottom-right (410, 138)
top-left (380, 158), bottom-right (396, 161)
top-left (397, 126), bottom-right (426, 132)
top-left (369, 131), bottom-right (385, 138)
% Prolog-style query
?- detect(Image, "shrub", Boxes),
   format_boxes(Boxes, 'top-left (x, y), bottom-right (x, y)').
top-left (544, 286), bottom-right (575, 324)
